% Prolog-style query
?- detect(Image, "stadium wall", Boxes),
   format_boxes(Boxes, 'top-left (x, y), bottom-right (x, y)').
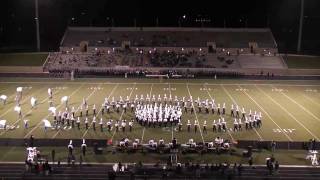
top-left (0, 66), bottom-right (43, 73)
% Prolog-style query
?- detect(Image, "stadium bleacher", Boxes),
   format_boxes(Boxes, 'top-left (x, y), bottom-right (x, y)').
top-left (61, 27), bottom-right (277, 48)
top-left (42, 26), bottom-right (289, 78)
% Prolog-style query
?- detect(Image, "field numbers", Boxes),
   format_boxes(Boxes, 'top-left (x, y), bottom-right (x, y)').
top-left (235, 88), bottom-right (249, 92)
top-left (162, 127), bottom-right (178, 132)
top-left (22, 86), bottom-right (32, 90)
top-left (54, 86), bottom-right (67, 90)
top-left (271, 88), bottom-right (288, 92)
top-left (273, 128), bottom-right (295, 133)
top-left (305, 89), bottom-right (318, 93)
top-left (200, 88), bottom-right (212, 91)
top-left (126, 87), bottom-right (138, 90)
top-left (88, 87), bottom-right (103, 90)
top-left (163, 88), bottom-right (176, 91)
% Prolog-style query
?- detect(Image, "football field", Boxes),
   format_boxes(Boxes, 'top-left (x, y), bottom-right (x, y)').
top-left (0, 78), bottom-right (319, 144)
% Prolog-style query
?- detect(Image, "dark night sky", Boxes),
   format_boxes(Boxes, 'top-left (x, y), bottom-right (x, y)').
top-left (0, 0), bottom-right (319, 54)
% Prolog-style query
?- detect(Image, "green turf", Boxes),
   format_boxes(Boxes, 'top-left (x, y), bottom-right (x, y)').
top-left (0, 78), bottom-right (319, 164)
top-left (0, 53), bottom-right (48, 66)
top-left (284, 55), bottom-right (320, 69)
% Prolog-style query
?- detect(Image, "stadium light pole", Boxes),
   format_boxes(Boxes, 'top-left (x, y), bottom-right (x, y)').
top-left (297, 0), bottom-right (304, 54)
top-left (34, 0), bottom-right (40, 52)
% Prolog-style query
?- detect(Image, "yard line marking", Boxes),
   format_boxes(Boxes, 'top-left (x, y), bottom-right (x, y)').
top-left (204, 84), bottom-right (235, 143)
top-left (0, 86), bottom-right (23, 105)
top-left (254, 85), bottom-right (319, 141)
top-left (141, 83), bottom-right (153, 144)
top-left (82, 84), bottom-right (119, 139)
top-left (302, 94), bottom-right (320, 107)
top-left (238, 85), bottom-right (294, 141)
top-left (0, 86), bottom-right (46, 119)
top-left (271, 85), bottom-right (320, 123)
top-left (169, 83), bottom-right (174, 140)
top-left (186, 83), bottom-right (205, 144)
top-left (0, 88), bottom-right (62, 136)
top-left (109, 83), bottom-right (136, 141)
top-left (24, 84), bottom-right (85, 138)
top-left (221, 85), bottom-right (264, 141)
top-left (51, 84), bottom-right (102, 139)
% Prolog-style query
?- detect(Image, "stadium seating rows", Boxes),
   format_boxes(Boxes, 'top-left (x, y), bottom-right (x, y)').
top-left (62, 27), bottom-right (277, 48)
